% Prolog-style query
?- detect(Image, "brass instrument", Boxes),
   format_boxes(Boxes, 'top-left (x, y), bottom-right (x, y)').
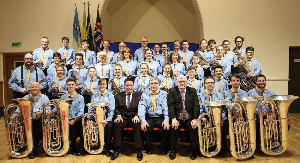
top-left (195, 50), bottom-right (208, 66)
top-left (82, 102), bottom-right (109, 154)
top-left (4, 98), bottom-right (33, 158)
top-left (258, 95), bottom-right (298, 156)
top-left (42, 98), bottom-right (72, 156)
top-left (198, 100), bottom-right (229, 157)
top-left (228, 96), bottom-right (260, 159)
top-left (110, 79), bottom-right (121, 95)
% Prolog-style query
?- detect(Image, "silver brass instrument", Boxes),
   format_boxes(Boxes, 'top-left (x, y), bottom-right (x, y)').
top-left (110, 79), bottom-right (121, 95)
top-left (228, 96), bottom-right (260, 159)
top-left (258, 95), bottom-right (298, 156)
top-left (82, 102), bottom-right (109, 154)
top-left (198, 100), bottom-right (229, 157)
top-left (4, 98), bottom-right (33, 158)
top-left (42, 98), bottom-right (72, 156)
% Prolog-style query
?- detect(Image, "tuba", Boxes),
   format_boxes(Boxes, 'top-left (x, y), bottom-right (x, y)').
top-left (228, 96), bottom-right (260, 159)
top-left (4, 98), bottom-right (33, 158)
top-left (42, 98), bottom-right (72, 156)
top-left (198, 100), bottom-right (229, 157)
top-left (258, 95), bottom-right (298, 156)
top-left (82, 101), bottom-right (109, 154)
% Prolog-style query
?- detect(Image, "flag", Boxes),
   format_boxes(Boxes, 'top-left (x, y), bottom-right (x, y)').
top-left (82, 3), bottom-right (87, 40)
top-left (72, 6), bottom-right (81, 43)
top-left (86, 3), bottom-right (94, 51)
top-left (94, 4), bottom-right (103, 53)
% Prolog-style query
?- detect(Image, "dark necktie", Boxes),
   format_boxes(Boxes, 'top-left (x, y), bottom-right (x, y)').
top-left (127, 94), bottom-right (131, 108)
top-left (181, 91), bottom-right (186, 120)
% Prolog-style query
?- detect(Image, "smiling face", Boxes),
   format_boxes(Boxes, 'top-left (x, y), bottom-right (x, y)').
top-left (149, 79), bottom-right (159, 92)
top-left (163, 64), bottom-right (171, 74)
top-left (114, 65), bottom-right (123, 77)
top-left (81, 42), bottom-right (88, 50)
top-left (256, 76), bottom-right (266, 89)
top-left (56, 66), bottom-right (65, 77)
top-left (222, 41), bottom-right (230, 51)
top-left (246, 50), bottom-right (254, 60)
top-left (214, 68), bottom-right (223, 78)
top-left (235, 37), bottom-right (243, 48)
top-left (204, 78), bottom-right (215, 91)
top-left (24, 53), bottom-right (33, 67)
top-left (67, 81), bottom-right (76, 94)
top-left (41, 38), bottom-right (49, 49)
top-left (88, 68), bottom-right (96, 78)
top-left (62, 39), bottom-right (69, 48)
top-left (187, 69), bottom-right (196, 79)
top-left (200, 40), bottom-right (207, 50)
top-left (216, 46), bottom-right (224, 57)
top-left (141, 37), bottom-right (148, 48)
top-left (177, 76), bottom-right (187, 91)
top-left (125, 80), bottom-right (134, 94)
top-left (171, 53), bottom-right (179, 63)
top-left (30, 82), bottom-right (41, 96)
top-left (75, 55), bottom-right (83, 66)
top-left (98, 80), bottom-right (107, 93)
top-left (182, 42), bottom-right (189, 51)
top-left (230, 76), bottom-right (241, 89)
top-left (140, 63), bottom-right (148, 75)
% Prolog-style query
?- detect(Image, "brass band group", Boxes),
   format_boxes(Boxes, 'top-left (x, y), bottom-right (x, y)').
top-left (5, 36), bottom-right (298, 161)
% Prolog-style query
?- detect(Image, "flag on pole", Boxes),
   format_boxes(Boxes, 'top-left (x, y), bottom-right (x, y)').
top-left (73, 5), bottom-right (81, 43)
top-left (94, 4), bottom-right (103, 53)
top-left (81, 2), bottom-right (87, 40)
top-left (86, 2), bottom-right (94, 51)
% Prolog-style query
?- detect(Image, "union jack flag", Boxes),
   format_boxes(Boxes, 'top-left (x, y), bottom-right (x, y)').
top-left (94, 4), bottom-right (103, 53)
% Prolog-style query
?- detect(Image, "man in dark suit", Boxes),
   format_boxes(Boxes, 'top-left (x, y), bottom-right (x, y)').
top-left (111, 76), bottom-right (143, 161)
top-left (168, 75), bottom-right (200, 160)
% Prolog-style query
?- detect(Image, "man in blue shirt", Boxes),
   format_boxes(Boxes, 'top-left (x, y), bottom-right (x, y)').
top-left (32, 36), bottom-right (54, 71)
top-left (138, 77), bottom-right (170, 155)
top-left (134, 37), bottom-right (152, 63)
top-left (78, 40), bottom-right (96, 67)
top-left (57, 37), bottom-right (75, 70)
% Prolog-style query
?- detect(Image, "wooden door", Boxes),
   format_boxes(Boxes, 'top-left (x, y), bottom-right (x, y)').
top-left (289, 47), bottom-right (300, 113)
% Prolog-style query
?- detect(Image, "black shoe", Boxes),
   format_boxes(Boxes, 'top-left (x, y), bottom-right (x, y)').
top-left (189, 151), bottom-right (197, 160)
top-left (111, 151), bottom-right (120, 160)
top-left (169, 151), bottom-right (176, 160)
top-left (146, 148), bottom-right (152, 154)
top-left (161, 150), bottom-right (168, 155)
top-left (105, 150), bottom-right (112, 157)
top-left (76, 151), bottom-right (82, 156)
top-left (28, 152), bottom-right (36, 159)
top-left (137, 150), bottom-right (143, 161)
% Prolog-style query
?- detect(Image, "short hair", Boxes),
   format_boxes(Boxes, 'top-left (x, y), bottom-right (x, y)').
top-left (255, 74), bottom-right (266, 82)
top-left (222, 40), bottom-right (230, 45)
top-left (81, 40), bottom-right (88, 44)
top-left (161, 43), bottom-right (168, 47)
top-left (187, 66), bottom-right (196, 72)
top-left (139, 62), bottom-right (149, 69)
top-left (246, 46), bottom-right (255, 52)
top-left (177, 75), bottom-right (187, 82)
top-left (56, 65), bottom-right (65, 72)
top-left (234, 36), bottom-right (244, 42)
top-left (75, 53), bottom-right (84, 59)
top-left (53, 52), bottom-right (61, 59)
top-left (125, 75), bottom-right (135, 84)
top-left (230, 74), bottom-right (241, 81)
top-left (114, 63), bottom-right (123, 70)
top-left (98, 78), bottom-right (107, 85)
top-left (88, 67), bottom-right (96, 71)
top-left (214, 65), bottom-right (223, 72)
top-left (104, 40), bottom-right (110, 44)
top-left (66, 77), bottom-right (76, 83)
top-left (204, 76), bottom-right (215, 83)
top-left (181, 40), bottom-right (189, 44)
top-left (62, 37), bottom-right (69, 42)
top-left (173, 40), bottom-right (180, 44)
top-left (149, 76), bottom-right (160, 83)
top-left (208, 39), bottom-right (216, 45)
top-left (41, 36), bottom-right (49, 40)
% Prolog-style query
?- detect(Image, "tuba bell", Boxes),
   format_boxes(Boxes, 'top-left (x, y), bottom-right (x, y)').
top-left (198, 100), bottom-right (229, 157)
top-left (228, 96), bottom-right (260, 159)
top-left (258, 95), bottom-right (298, 156)
top-left (42, 98), bottom-right (72, 156)
top-left (4, 98), bottom-right (33, 158)
top-left (82, 101), bottom-right (108, 154)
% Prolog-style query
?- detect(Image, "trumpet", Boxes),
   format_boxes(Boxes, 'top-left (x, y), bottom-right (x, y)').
top-left (4, 98), bottom-right (33, 158)
top-left (42, 98), bottom-right (72, 156)
top-left (198, 100), bottom-right (229, 157)
top-left (258, 95), bottom-right (298, 156)
top-left (228, 96), bottom-right (260, 159)
top-left (82, 102), bottom-right (109, 154)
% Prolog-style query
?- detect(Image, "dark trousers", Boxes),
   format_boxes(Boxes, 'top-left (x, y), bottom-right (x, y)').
top-left (113, 118), bottom-right (142, 150)
top-left (169, 119), bottom-right (197, 153)
top-left (69, 120), bottom-right (84, 152)
top-left (221, 119), bottom-right (229, 153)
top-left (104, 121), bottom-right (113, 151)
top-left (32, 118), bottom-right (42, 152)
top-left (144, 117), bottom-right (169, 151)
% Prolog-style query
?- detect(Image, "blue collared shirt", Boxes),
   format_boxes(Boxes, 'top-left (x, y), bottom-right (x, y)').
top-left (61, 93), bottom-right (84, 119)
top-left (97, 50), bottom-right (115, 65)
top-left (47, 63), bottom-right (68, 80)
top-left (8, 65), bottom-right (47, 92)
top-left (108, 76), bottom-right (126, 92)
top-left (119, 60), bottom-right (139, 77)
top-left (23, 93), bottom-right (50, 117)
top-left (82, 76), bottom-right (99, 95)
top-left (139, 60), bottom-right (162, 76)
top-left (134, 75), bottom-right (151, 93)
top-left (95, 63), bottom-right (114, 79)
top-left (223, 50), bottom-right (238, 66)
top-left (155, 53), bottom-right (169, 67)
top-left (68, 65), bottom-right (89, 84)
top-left (171, 63), bottom-right (186, 76)
top-left (89, 91), bottom-right (115, 121)
top-left (214, 78), bottom-right (229, 97)
top-left (33, 48), bottom-right (54, 67)
top-left (78, 50), bottom-right (96, 67)
top-left (138, 90), bottom-right (169, 123)
top-left (248, 88), bottom-right (275, 113)
top-left (179, 50), bottom-right (194, 66)
top-left (57, 47), bottom-right (76, 64)
top-left (157, 75), bottom-right (175, 89)
top-left (198, 90), bottom-right (226, 118)
top-left (47, 76), bottom-right (68, 93)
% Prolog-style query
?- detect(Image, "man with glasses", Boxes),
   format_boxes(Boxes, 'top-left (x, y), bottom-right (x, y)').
top-left (9, 53), bottom-right (47, 98)
top-left (134, 37), bottom-right (153, 63)
top-left (156, 43), bottom-right (170, 67)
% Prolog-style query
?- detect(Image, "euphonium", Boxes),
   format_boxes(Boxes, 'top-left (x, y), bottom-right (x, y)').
top-left (82, 102), bottom-right (108, 154)
top-left (4, 98), bottom-right (33, 158)
top-left (258, 95), bottom-right (298, 156)
top-left (228, 96), bottom-right (260, 159)
top-left (198, 100), bottom-right (229, 157)
top-left (42, 98), bottom-right (72, 156)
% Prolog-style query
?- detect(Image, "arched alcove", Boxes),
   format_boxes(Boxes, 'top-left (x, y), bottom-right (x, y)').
top-left (100, 0), bottom-right (204, 43)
